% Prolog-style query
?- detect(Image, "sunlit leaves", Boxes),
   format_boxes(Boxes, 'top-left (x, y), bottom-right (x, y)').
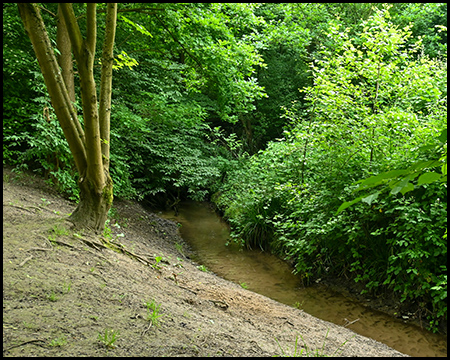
top-left (112, 51), bottom-right (139, 71)
top-left (119, 15), bottom-right (152, 37)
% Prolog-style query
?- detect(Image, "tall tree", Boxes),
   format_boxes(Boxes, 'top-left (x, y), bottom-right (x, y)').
top-left (18, 3), bottom-right (118, 233)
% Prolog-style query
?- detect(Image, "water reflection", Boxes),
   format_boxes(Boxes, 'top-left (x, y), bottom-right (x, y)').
top-left (160, 201), bottom-right (447, 357)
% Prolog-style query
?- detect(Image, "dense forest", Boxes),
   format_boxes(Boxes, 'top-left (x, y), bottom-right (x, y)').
top-left (3, 3), bottom-right (447, 332)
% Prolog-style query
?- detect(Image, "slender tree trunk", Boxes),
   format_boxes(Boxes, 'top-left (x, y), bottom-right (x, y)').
top-left (18, 3), bottom-right (117, 233)
top-left (56, 5), bottom-right (75, 104)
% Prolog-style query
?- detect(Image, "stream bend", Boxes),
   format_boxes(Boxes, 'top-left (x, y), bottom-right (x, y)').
top-left (159, 201), bottom-right (447, 357)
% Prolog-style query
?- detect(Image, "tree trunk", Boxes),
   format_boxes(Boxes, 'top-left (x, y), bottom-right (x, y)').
top-left (18, 3), bottom-right (117, 234)
top-left (56, 5), bottom-right (75, 104)
top-left (70, 172), bottom-right (114, 233)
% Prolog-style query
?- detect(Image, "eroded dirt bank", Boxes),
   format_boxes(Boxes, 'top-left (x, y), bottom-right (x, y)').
top-left (3, 167), bottom-right (407, 356)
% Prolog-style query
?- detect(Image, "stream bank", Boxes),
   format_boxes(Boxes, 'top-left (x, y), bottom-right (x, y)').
top-left (3, 166), bottom-right (410, 356)
top-left (159, 200), bottom-right (447, 357)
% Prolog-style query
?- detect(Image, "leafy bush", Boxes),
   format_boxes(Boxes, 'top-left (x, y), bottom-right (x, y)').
top-left (110, 101), bottom-right (234, 202)
top-left (4, 73), bottom-right (80, 201)
top-left (214, 6), bottom-right (447, 331)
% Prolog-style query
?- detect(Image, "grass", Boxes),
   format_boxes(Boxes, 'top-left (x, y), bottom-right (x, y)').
top-left (22, 321), bottom-right (35, 330)
top-left (48, 224), bottom-right (70, 244)
top-left (183, 311), bottom-right (192, 319)
top-left (112, 293), bottom-right (127, 303)
top-left (197, 264), bottom-right (209, 272)
top-left (49, 336), bottom-right (67, 347)
top-left (151, 256), bottom-right (164, 270)
top-left (62, 280), bottom-right (72, 294)
top-left (40, 198), bottom-right (51, 206)
top-left (144, 299), bottom-right (164, 327)
top-left (46, 291), bottom-right (59, 302)
top-left (51, 224), bottom-right (69, 236)
top-left (98, 328), bottom-right (120, 349)
top-left (293, 301), bottom-right (303, 310)
top-left (274, 329), bottom-right (355, 357)
top-left (174, 242), bottom-right (184, 255)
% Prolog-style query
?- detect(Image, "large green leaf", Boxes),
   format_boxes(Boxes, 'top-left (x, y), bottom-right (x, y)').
top-left (361, 191), bottom-right (380, 205)
top-left (417, 172), bottom-right (443, 186)
top-left (389, 175), bottom-right (411, 195)
top-left (335, 195), bottom-right (364, 214)
top-left (438, 128), bottom-right (447, 143)
top-left (356, 169), bottom-right (409, 188)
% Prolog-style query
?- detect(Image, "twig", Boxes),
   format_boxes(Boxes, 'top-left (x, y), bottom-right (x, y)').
top-left (209, 299), bottom-right (229, 309)
top-left (3, 204), bottom-right (36, 213)
top-left (176, 284), bottom-right (198, 295)
top-left (3, 339), bottom-right (46, 352)
top-left (141, 322), bottom-right (152, 337)
top-left (343, 318), bottom-right (360, 327)
top-left (26, 247), bottom-right (53, 252)
top-left (49, 239), bottom-right (75, 248)
top-left (37, 235), bottom-right (54, 248)
top-left (119, 247), bottom-right (151, 266)
top-left (76, 237), bottom-right (105, 251)
top-left (19, 256), bottom-right (33, 267)
top-left (37, 232), bottom-right (74, 248)
top-left (82, 247), bottom-right (111, 263)
top-left (3, 203), bottom-right (55, 214)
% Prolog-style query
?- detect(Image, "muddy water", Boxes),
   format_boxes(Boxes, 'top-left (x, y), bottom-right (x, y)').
top-left (160, 201), bottom-right (447, 357)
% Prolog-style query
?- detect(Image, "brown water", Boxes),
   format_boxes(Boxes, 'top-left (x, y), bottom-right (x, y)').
top-left (160, 201), bottom-right (447, 357)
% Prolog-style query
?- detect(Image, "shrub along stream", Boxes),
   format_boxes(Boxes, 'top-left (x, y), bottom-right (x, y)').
top-left (213, 8), bottom-right (447, 333)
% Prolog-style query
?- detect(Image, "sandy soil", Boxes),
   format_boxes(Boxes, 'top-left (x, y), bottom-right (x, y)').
top-left (3, 166), bottom-right (408, 357)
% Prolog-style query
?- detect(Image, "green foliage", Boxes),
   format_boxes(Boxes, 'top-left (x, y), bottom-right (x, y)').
top-left (4, 2), bottom-right (447, 333)
top-left (197, 265), bottom-right (209, 273)
top-left (3, 6), bottom-right (81, 199)
top-left (112, 50), bottom-right (139, 71)
top-left (215, 6), bottom-right (447, 332)
top-left (390, 3), bottom-right (447, 58)
top-left (46, 291), bottom-right (59, 302)
top-left (144, 299), bottom-right (163, 327)
top-left (110, 102), bottom-right (230, 201)
top-left (240, 282), bottom-right (248, 289)
top-left (4, 81), bottom-right (80, 201)
top-left (97, 328), bottom-right (120, 349)
top-left (337, 128), bottom-right (447, 213)
top-left (115, 3), bottom-right (268, 124)
top-left (48, 336), bottom-right (67, 347)
top-left (3, 4), bottom-right (43, 164)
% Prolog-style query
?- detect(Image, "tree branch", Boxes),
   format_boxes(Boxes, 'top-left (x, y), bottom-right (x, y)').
top-left (86, 3), bottom-right (97, 64)
top-left (18, 3), bottom-right (87, 174)
top-left (99, 3), bottom-right (117, 169)
top-left (61, 3), bottom-right (103, 187)
top-left (59, 3), bottom-right (84, 61)
top-left (153, 14), bottom-right (204, 72)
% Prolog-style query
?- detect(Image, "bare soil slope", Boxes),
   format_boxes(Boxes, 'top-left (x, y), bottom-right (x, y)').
top-left (3, 167), bottom-right (407, 357)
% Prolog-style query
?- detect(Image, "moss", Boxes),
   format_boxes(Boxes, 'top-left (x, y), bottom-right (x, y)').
top-left (102, 176), bottom-right (114, 206)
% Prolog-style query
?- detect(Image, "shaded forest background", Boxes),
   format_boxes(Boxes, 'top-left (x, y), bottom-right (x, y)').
top-left (3, 3), bottom-right (447, 332)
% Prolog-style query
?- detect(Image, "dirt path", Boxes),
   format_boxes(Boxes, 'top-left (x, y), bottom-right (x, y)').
top-left (3, 167), bottom-right (408, 357)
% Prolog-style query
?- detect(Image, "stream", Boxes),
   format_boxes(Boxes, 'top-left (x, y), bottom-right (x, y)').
top-left (159, 201), bottom-right (447, 357)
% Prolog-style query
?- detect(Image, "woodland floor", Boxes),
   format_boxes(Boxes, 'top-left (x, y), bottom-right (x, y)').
top-left (3, 166), bottom-right (408, 357)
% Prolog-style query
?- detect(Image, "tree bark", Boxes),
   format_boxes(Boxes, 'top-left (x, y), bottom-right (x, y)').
top-left (69, 171), bottom-right (113, 232)
top-left (56, 4), bottom-right (75, 104)
top-left (99, 3), bottom-right (118, 168)
top-left (18, 3), bottom-right (117, 233)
